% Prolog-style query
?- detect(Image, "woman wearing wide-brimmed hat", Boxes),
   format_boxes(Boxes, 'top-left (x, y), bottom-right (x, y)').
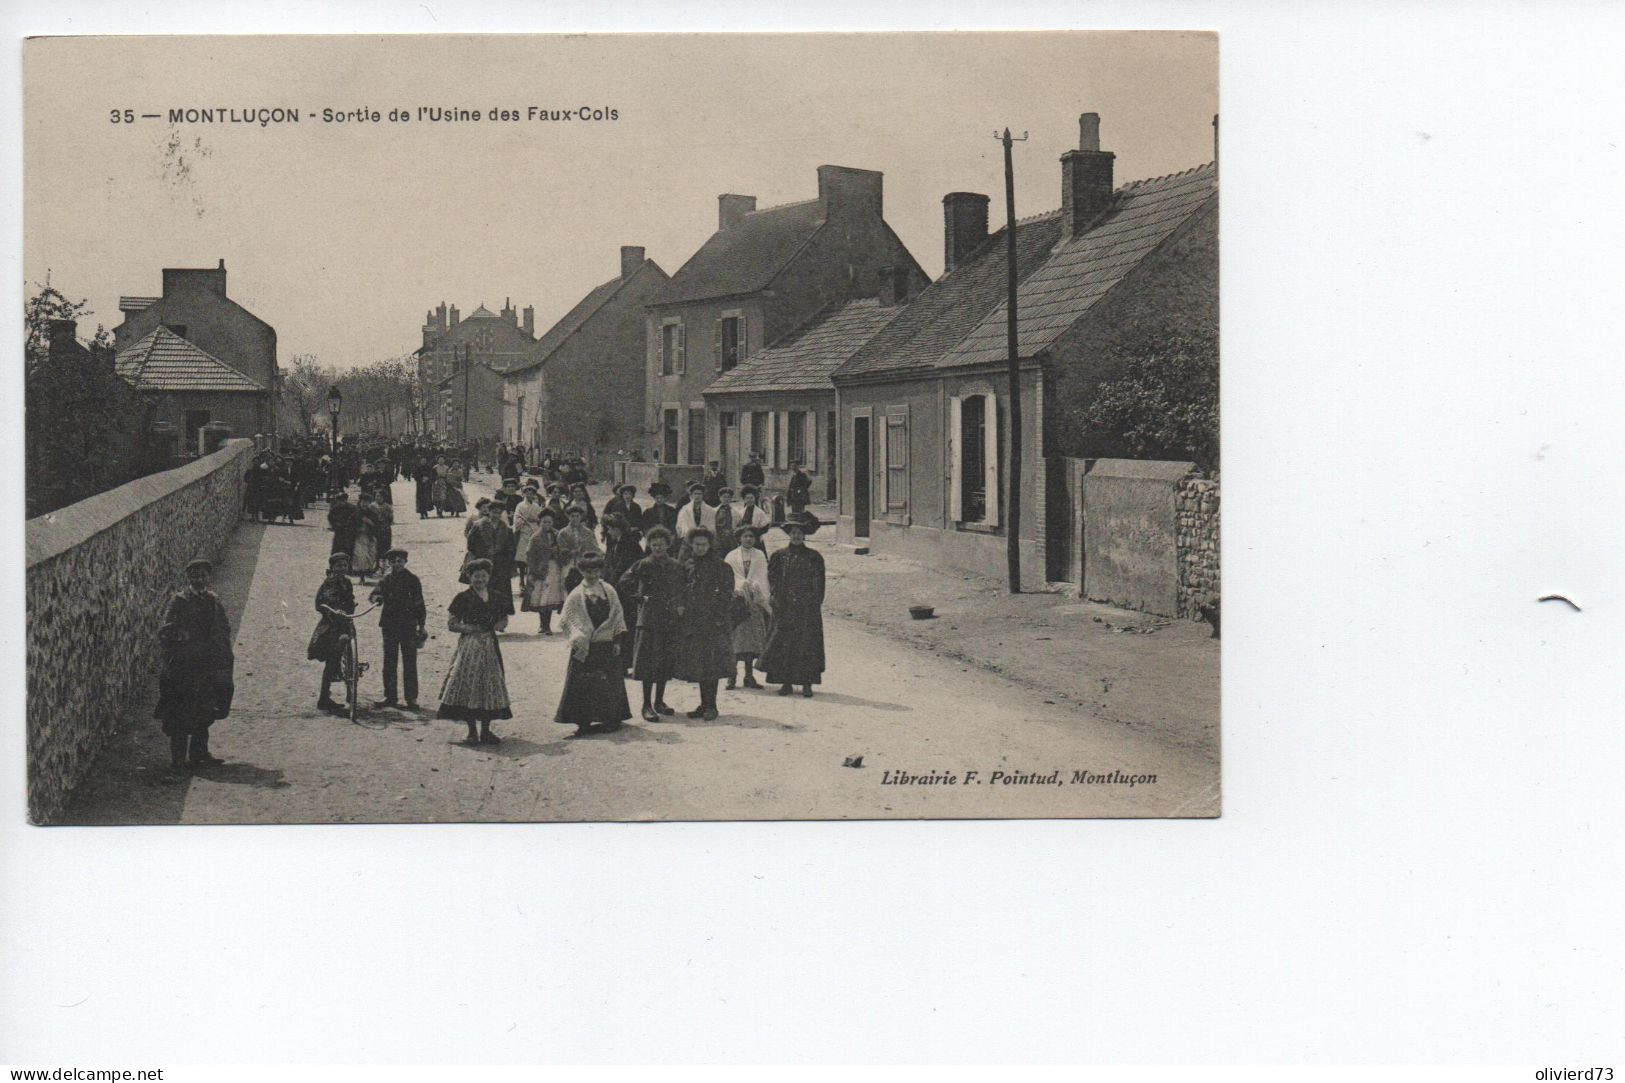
top-left (761, 511), bottom-right (826, 698)
top-left (437, 558), bottom-right (512, 745)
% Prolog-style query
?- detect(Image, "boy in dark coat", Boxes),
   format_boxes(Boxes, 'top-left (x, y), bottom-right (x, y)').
top-left (673, 527), bottom-right (735, 721)
top-left (155, 557), bottom-right (235, 772)
top-left (370, 548), bottom-right (427, 709)
top-left (640, 482), bottom-right (678, 543)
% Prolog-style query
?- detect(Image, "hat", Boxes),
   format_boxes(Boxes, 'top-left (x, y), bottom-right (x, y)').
top-left (616, 482), bottom-right (637, 495)
top-left (328, 552), bottom-right (351, 567)
top-left (463, 557), bottom-right (493, 576)
top-left (687, 480), bottom-right (706, 492)
top-left (740, 484), bottom-right (760, 498)
top-left (718, 485), bottom-right (735, 497)
top-left (384, 548), bottom-right (408, 561)
top-left (522, 480), bottom-right (540, 491)
top-left (566, 503), bottom-right (586, 516)
top-left (781, 511), bottom-right (822, 536)
top-left (185, 557), bottom-right (213, 572)
top-left (649, 481), bottom-right (672, 498)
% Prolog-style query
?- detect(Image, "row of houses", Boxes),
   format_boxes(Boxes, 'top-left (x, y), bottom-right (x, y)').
top-left (434, 110), bottom-right (1216, 583)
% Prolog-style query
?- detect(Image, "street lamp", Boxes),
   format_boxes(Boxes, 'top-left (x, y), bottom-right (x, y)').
top-left (328, 386), bottom-right (343, 497)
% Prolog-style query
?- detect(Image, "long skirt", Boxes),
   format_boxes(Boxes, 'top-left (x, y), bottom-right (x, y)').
top-left (523, 560), bottom-right (566, 611)
top-left (415, 480), bottom-right (434, 516)
top-left (630, 622), bottom-right (677, 682)
top-left (553, 641), bottom-right (632, 726)
top-left (762, 609), bottom-right (826, 686)
top-left (731, 599), bottom-right (770, 657)
top-left (436, 632), bottom-right (513, 721)
top-left (442, 484), bottom-right (468, 514)
top-left (674, 629), bottom-right (735, 683)
top-left (431, 478), bottom-right (448, 509)
top-left (352, 533), bottom-right (379, 575)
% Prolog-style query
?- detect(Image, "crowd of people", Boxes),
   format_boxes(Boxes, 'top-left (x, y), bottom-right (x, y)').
top-left (155, 439), bottom-right (828, 769)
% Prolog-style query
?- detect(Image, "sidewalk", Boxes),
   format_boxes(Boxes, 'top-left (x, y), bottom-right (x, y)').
top-left (813, 534), bottom-right (1219, 762)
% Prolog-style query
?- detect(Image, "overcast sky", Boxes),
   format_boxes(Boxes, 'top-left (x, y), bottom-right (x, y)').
top-left (25, 32), bottom-right (1215, 368)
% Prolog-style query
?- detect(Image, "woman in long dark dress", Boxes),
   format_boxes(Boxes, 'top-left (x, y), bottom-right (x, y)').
top-left (617, 524), bottom-right (681, 721)
top-left (672, 527), bottom-right (736, 721)
top-left (155, 557), bottom-right (235, 773)
top-left (761, 512), bottom-right (827, 697)
top-left (601, 513), bottom-right (645, 670)
top-left (437, 559), bottom-right (512, 745)
top-left (414, 459), bottom-right (436, 519)
top-left (553, 552), bottom-right (632, 736)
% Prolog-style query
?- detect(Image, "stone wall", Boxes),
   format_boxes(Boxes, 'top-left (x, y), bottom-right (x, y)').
top-left (25, 438), bottom-right (253, 822)
top-left (1176, 478), bottom-right (1220, 619)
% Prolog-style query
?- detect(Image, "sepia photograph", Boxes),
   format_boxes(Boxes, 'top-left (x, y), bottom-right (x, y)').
top-left (22, 31), bottom-right (1219, 824)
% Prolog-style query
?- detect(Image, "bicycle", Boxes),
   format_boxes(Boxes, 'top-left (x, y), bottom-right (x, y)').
top-left (321, 602), bottom-right (379, 724)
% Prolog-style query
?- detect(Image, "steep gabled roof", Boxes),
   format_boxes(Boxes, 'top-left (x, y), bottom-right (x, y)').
top-left (118, 296), bottom-right (158, 313)
top-left (652, 199), bottom-right (826, 307)
top-left (706, 298), bottom-right (902, 395)
top-left (835, 212), bottom-right (1064, 380)
top-left (115, 327), bottom-right (267, 392)
top-left (467, 304), bottom-right (500, 319)
top-left (942, 163), bottom-right (1216, 368)
top-left (505, 260), bottom-right (667, 376)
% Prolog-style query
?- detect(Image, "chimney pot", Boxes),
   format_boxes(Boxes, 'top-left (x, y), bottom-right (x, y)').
top-left (718, 194), bottom-right (756, 231)
top-left (942, 192), bottom-right (990, 274)
top-left (1078, 113), bottom-right (1101, 152)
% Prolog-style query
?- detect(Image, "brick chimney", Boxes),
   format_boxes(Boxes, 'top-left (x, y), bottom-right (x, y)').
top-left (1061, 112), bottom-right (1115, 239)
top-left (876, 266), bottom-right (912, 307)
top-left (719, 194), bottom-right (756, 230)
top-left (817, 164), bottom-right (883, 218)
top-left (942, 192), bottom-right (990, 274)
top-left (522, 305), bottom-right (535, 337)
top-left (621, 245), bottom-right (646, 281)
top-left (449, 305), bottom-right (460, 327)
top-left (47, 318), bottom-right (79, 362)
top-left (501, 297), bottom-right (516, 325)
top-left (162, 260), bottom-right (228, 298)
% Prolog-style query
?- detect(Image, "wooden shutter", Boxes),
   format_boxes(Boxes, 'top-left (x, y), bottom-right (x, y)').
top-left (983, 394), bottom-right (1000, 528)
top-left (948, 394), bottom-right (962, 521)
top-left (714, 317), bottom-right (724, 371)
top-left (677, 322), bottom-right (687, 375)
top-left (741, 411), bottom-right (752, 460)
top-left (877, 410), bottom-right (889, 512)
top-left (738, 313), bottom-right (749, 363)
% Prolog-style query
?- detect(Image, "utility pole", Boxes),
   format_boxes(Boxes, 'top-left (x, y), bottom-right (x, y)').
top-left (997, 127), bottom-right (1028, 593)
top-left (461, 342), bottom-right (471, 443)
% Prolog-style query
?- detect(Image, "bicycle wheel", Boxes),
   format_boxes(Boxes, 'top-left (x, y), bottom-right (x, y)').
top-left (343, 633), bottom-right (360, 723)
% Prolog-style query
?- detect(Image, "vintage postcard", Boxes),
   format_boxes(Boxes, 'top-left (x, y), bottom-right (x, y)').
top-left (22, 32), bottom-right (1219, 824)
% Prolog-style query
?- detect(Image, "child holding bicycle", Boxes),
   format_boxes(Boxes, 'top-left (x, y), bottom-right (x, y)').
top-left (308, 551), bottom-right (357, 716)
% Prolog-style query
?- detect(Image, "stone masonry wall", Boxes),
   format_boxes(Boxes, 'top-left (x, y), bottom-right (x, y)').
top-left (25, 439), bottom-right (252, 822)
top-left (1176, 478), bottom-right (1220, 619)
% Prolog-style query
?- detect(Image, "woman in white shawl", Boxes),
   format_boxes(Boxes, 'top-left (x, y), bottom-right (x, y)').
top-left (552, 551), bottom-right (632, 736)
top-left (724, 523), bottom-right (772, 690)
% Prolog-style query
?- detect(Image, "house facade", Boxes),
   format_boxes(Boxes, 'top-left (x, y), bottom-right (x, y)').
top-left (644, 164), bottom-right (927, 467)
top-left (832, 113), bottom-right (1218, 585)
top-left (502, 246), bottom-right (669, 474)
top-left (417, 299), bottom-right (537, 437)
top-left (114, 326), bottom-right (275, 448)
top-left (702, 295), bottom-right (905, 500)
top-left (112, 259), bottom-right (279, 441)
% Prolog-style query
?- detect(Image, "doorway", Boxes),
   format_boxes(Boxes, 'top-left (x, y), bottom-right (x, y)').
top-left (852, 413), bottom-right (871, 538)
top-left (721, 411), bottom-right (740, 483)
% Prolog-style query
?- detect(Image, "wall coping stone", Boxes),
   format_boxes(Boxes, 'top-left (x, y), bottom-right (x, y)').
top-left (26, 439), bottom-right (254, 568)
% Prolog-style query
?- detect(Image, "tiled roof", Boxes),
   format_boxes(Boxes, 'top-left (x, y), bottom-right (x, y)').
top-left (942, 164), bottom-right (1216, 368)
top-left (467, 304), bottom-right (500, 318)
top-left (706, 298), bottom-right (902, 395)
top-left (652, 199), bottom-right (826, 307)
top-left (506, 262), bottom-right (659, 376)
top-left (118, 296), bottom-right (158, 313)
top-left (835, 163), bottom-right (1215, 380)
top-left (835, 212), bottom-right (1064, 380)
top-left (115, 327), bottom-right (267, 392)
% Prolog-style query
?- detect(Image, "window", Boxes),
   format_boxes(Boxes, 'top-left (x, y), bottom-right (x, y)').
top-left (687, 408), bottom-right (706, 465)
top-left (787, 410), bottom-right (807, 466)
top-left (661, 319), bottom-right (685, 376)
top-left (950, 391), bottom-right (1001, 527)
top-left (750, 410), bottom-right (770, 457)
top-left (663, 408), bottom-right (680, 463)
top-left (184, 410), bottom-right (211, 449)
top-left (884, 412), bottom-right (908, 512)
top-left (719, 315), bottom-right (742, 371)
top-left (720, 411), bottom-right (736, 428)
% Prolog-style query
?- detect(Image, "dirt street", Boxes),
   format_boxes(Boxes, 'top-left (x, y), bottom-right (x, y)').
top-left (59, 472), bottom-right (1219, 823)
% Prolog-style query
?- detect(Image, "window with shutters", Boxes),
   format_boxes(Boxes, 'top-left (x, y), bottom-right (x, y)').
top-left (660, 318), bottom-right (685, 376)
top-left (885, 412), bottom-right (908, 512)
top-left (750, 410), bottom-right (770, 457)
top-left (787, 410), bottom-right (807, 465)
top-left (687, 408), bottom-right (706, 465)
top-left (662, 408), bottom-right (680, 463)
top-left (950, 390), bottom-right (1001, 529)
top-left (720, 315), bottom-right (742, 371)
